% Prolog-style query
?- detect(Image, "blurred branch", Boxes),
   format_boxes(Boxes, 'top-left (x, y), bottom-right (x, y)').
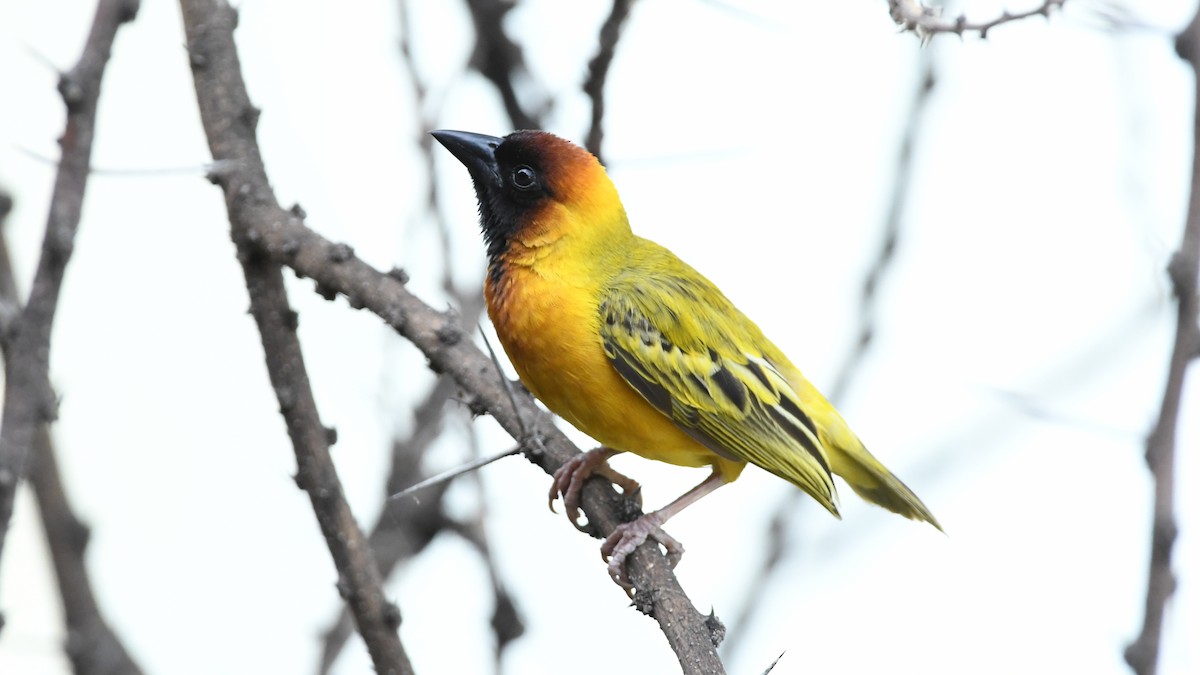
top-left (583, 0), bottom-right (635, 163)
top-left (725, 48), bottom-right (939, 660)
top-left (0, 190), bottom-right (144, 673)
top-left (889, 0), bottom-right (1065, 40)
top-left (719, 504), bottom-right (791, 664)
top-left (29, 429), bottom-right (146, 675)
top-left (0, 0), bottom-right (139, 568)
top-left (830, 49), bottom-right (938, 404)
top-left (178, 2), bottom-right (725, 669)
top-left (464, 0), bottom-right (545, 129)
top-left (179, 2), bottom-right (413, 673)
top-left (1124, 13), bottom-right (1200, 675)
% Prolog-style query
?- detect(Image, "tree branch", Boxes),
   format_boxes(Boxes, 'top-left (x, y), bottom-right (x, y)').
top-left (464, 0), bottom-right (544, 129)
top-left (0, 189), bottom-right (144, 673)
top-left (319, 0), bottom-right (545, 668)
top-left (178, 2), bottom-right (413, 672)
top-left (0, 0), bottom-right (139, 569)
top-left (178, 2), bottom-right (724, 670)
top-left (316, 378), bottom-right (458, 675)
top-left (725, 48), bottom-right (939, 661)
top-left (29, 428), bottom-right (146, 675)
top-left (583, 0), bottom-right (635, 163)
top-left (830, 48), bottom-right (938, 404)
top-left (1123, 11), bottom-right (1200, 675)
top-left (889, 0), bottom-right (1065, 40)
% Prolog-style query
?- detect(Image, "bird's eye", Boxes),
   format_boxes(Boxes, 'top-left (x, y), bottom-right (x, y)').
top-left (512, 166), bottom-right (538, 191)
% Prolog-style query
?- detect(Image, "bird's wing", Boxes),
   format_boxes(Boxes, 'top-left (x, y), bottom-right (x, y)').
top-left (598, 269), bottom-right (839, 515)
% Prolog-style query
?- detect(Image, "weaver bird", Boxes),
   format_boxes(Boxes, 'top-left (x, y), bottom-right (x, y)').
top-left (433, 129), bottom-right (941, 587)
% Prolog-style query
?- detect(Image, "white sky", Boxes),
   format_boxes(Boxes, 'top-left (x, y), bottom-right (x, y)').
top-left (0, 0), bottom-right (1196, 674)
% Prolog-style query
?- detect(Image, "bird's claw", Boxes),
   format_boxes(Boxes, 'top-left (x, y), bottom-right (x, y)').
top-left (548, 447), bottom-right (640, 529)
top-left (600, 514), bottom-right (684, 589)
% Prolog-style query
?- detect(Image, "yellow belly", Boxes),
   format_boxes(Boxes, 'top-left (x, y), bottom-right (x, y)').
top-left (486, 262), bottom-right (741, 477)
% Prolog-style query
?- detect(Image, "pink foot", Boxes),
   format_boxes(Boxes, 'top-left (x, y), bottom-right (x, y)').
top-left (600, 513), bottom-right (684, 589)
top-left (549, 447), bottom-right (640, 528)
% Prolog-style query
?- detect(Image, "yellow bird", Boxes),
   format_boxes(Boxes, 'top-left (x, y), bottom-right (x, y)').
top-left (432, 129), bottom-right (941, 587)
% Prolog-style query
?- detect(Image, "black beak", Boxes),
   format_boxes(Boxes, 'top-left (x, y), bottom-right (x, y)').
top-left (431, 130), bottom-right (503, 188)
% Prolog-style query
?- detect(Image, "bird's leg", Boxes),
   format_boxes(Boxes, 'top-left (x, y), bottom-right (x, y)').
top-left (549, 446), bottom-right (640, 528)
top-left (601, 470), bottom-right (729, 588)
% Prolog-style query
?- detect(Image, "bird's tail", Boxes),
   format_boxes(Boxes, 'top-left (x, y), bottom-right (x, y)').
top-left (820, 418), bottom-right (942, 531)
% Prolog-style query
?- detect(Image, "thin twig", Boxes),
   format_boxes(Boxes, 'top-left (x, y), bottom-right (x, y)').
top-left (0, 0), bottom-right (139, 565)
top-left (389, 445), bottom-right (521, 502)
top-left (1123, 12), bottom-right (1200, 675)
top-left (584, 0), bottom-right (635, 163)
top-left (178, 2), bottom-right (413, 672)
top-left (889, 0), bottom-right (1066, 40)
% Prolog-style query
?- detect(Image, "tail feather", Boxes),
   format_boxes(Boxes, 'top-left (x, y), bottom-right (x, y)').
top-left (823, 428), bottom-right (942, 531)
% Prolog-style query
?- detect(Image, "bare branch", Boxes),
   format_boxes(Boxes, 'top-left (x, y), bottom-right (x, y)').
top-left (1124, 11), bottom-right (1200, 675)
top-left (726, 48), bottom-right (940, 659)
top-left (889, 0), bottom-right (1066, 40)
top-left (316, 380), bottom-right (458, 675)
top-left (257, 160), bottom-right (727, 675)
top-left (178, 2), bottom-right (413, 672)
top-left (0, 0), bottom-right (139, 566)
top-left (830, 49), bottom-right (938, 404)
top-left (464, 0), bottom-right (545, 129)
top-left (0, 188), bottom-right (144, 673)
top-left (584, 0), bottom-right (635, 163)
top-left (180, 1), bottom-right (724, 668)
top-left (29, 429), bottom-right (146, 675)
top-left (179, 8), bottom-right (724, 668)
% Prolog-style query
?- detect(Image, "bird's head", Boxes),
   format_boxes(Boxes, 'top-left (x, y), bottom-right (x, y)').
top-left (431, 129), bottom-right (628, 263)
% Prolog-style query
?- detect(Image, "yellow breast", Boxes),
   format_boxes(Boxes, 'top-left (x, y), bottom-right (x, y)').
top-left (486, 255), bottom-right (725, 471)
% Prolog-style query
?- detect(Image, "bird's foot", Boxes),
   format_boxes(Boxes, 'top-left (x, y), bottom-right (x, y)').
top-left (600, 513), bottom-right (684, 589)
top-left (548, 447), bottom-right (640, 529)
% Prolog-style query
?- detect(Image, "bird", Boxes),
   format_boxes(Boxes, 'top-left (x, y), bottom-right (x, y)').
top-left (431, 129), bottom-right (941, 588)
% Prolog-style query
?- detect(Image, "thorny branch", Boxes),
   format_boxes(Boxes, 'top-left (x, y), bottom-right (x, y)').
top-left (178, 4), bottom-right (724, 671)
top-left (889, 0), bottom-right (1066, 40)
top-left (316, 1), bottom-right (536, 669)
top-left (0, 0), bottom-right (139, 566)
top-left (179, 1), bottom-right (413, 673)
top-left (584, 0), bottom-right (635, 163)
top-left (1124, 11), bottom-right (1200, 675)
top-left (182, 0), bottom-right (723, 672)
top-left (0, 192), bottom-right (143, 673)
